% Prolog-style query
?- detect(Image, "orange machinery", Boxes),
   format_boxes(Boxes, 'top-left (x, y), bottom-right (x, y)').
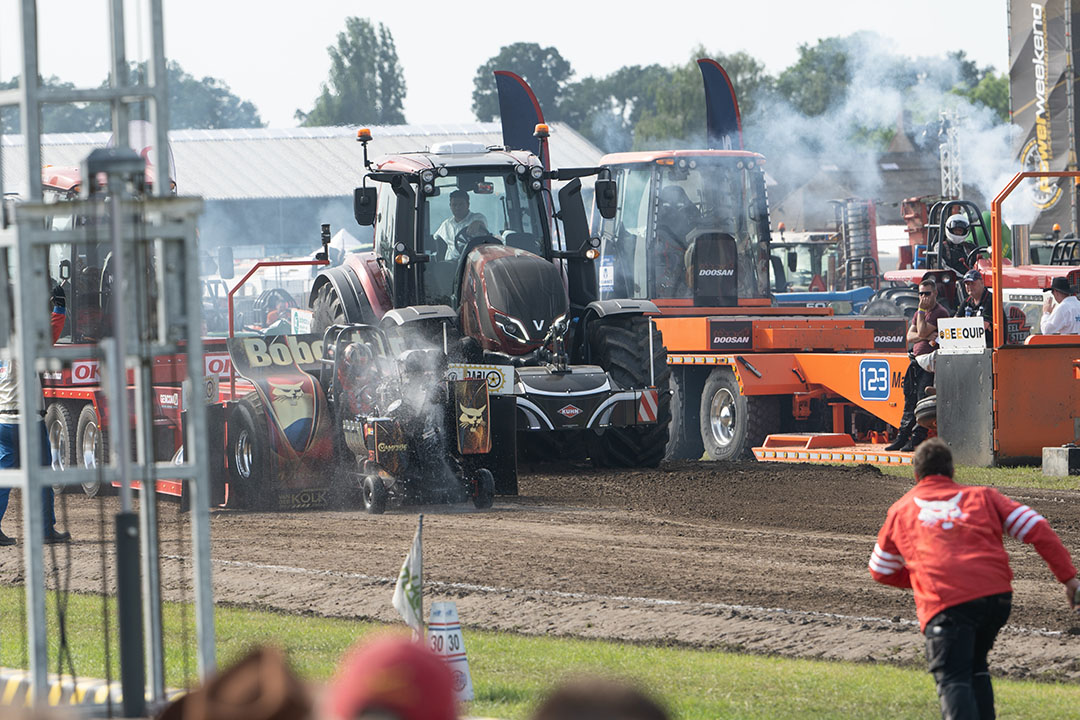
top-left (935, 170), bottom-right (1080, 466)
top-left (593, 59), bottom-right (913, 463)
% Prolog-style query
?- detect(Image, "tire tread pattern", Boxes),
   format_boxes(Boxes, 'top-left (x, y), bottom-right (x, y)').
top-left (587, 316), bottom-right (672, 467)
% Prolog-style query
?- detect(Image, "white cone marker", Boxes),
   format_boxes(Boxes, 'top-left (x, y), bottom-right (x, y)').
top-left (428, 601), bottom-right (474, 702)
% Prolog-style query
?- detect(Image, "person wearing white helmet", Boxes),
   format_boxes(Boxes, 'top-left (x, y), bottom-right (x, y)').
top-left (944, 213), bottom-right (970, 245)
top-left (941, 211), bottom-right (980, 272)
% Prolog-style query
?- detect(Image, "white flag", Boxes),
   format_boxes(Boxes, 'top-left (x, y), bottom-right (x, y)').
top-left (392, 515), bottom-right (423, 635)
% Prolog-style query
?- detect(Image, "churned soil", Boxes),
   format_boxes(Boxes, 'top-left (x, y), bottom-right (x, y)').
top-left (2, 460), bottom-right (1080, 680)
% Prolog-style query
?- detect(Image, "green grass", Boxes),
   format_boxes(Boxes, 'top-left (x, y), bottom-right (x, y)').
top-left (0, 587), bottom-right (1078, 719)
top-left (880, 463), bottom-right (1080, 490)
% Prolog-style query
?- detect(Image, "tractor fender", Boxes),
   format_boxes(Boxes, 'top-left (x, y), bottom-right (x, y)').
top-left (576, 299), bottom-right (659, 361)
top-left (583, 299), bottom-right (659, 319)
top-left (310, 253), bottom-right (387, 324)
top-left (380, 304), bottom-right (457, 327)
top-left (310, 266), bottom-right (368, 324)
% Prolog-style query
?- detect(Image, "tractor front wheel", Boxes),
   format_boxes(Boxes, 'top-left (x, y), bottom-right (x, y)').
top-left (586, 315), bottom-right (671, 467)
top-left (311, 281), bottom-right (347, 337)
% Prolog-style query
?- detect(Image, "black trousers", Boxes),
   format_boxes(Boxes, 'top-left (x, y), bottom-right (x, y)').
top-left (924, 593), bottom-right (1012, 720)
top-left (898, 359), bottom-right (934, 440)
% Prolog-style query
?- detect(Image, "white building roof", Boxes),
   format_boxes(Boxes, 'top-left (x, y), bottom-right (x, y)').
top-left (1, 122), bottom-right (603, 200)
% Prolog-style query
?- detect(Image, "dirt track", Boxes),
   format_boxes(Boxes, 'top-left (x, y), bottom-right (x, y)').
top-left (2, 461), bottom-right (1080, 680)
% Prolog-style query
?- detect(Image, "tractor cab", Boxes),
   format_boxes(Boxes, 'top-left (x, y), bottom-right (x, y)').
top-left (339, 134), bottom-right (613, 358)
top-left (372, 147), bottom-right (553, 312)
top-left (768, 233), bottom-right (839, 293)
top-left (593, 151), bottom-right (772, 307)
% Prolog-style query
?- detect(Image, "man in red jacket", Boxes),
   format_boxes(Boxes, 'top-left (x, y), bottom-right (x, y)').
top-left (869, 438), bottom-right (1080, 720)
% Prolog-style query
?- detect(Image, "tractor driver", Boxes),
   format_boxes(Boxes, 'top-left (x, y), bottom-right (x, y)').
top-left (942, 212), bottom-right (978, 272)
top-left (435, 190), bottom-right (490, 262)
top-left (655, 184), bottom-right (699, 297)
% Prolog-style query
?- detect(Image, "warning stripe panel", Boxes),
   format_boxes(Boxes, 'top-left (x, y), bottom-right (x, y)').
top-left (637, 389), bottom-right (658, 423)
top-left (0, 667), bottom-right (183, 708)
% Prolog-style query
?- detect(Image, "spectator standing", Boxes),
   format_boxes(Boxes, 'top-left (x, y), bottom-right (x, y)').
top-left (869, 438), bottom-right (1079, 720)
top-left (1040, 276), bottom-right (1080, 335)
top-left (0, 286), bottom-right (71, 545)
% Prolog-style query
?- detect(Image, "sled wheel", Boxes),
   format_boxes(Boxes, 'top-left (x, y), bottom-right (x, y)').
top-left (699, 367), bottom-right (777, 461)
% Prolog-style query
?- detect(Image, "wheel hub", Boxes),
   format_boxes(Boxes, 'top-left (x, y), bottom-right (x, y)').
top-left (81, 422), bottom-right (99, 467)
top-left (48, 421), bottom-right (66, 470)
top-left (234, 429), bottom-right (253, 479)
top-left (709, 388), bottom-right (737, 448)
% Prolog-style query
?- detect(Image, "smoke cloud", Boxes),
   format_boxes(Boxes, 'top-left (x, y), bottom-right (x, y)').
top-left (708, 33), bottom-right (1026, 227)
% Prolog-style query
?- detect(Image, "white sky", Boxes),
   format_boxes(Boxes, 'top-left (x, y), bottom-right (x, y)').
top-left (1, 0), bottom-right (1009, 128)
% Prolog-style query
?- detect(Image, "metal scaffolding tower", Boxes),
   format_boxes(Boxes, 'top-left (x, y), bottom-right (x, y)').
top-left (939, 110), bottom-right (962, 201)
top-left (0, 0), bottom-right (215, 713)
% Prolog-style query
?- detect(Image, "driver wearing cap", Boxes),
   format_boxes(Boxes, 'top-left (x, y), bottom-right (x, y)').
top-left (1041, 276), bottom-right (1080, 335)
top-left (434, 189), bottom-right (489, 262)
top-left (954, 269), bottom-right (992, 346)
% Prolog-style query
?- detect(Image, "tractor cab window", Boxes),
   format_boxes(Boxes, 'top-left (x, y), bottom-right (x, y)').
top-left (772, 243), bottom-right (830, 292)
top-left (418, 169), bottom-right (546, 306)
top-left (597, 165), bottom-right (652, 299)
top-left (41, 188), bottom-right (110, 343)
top-left (599, 158), bottom-right (770, 302)
top-left (375, 186), bottom-right (396, 269)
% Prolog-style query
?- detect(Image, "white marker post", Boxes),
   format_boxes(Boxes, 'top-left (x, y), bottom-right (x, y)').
top-left (427, 601), bottom-right (474, 702)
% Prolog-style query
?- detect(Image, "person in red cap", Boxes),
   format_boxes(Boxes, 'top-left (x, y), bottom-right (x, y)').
top-left (869, 438), bottom-right (1079, 720)
top-left (326, 635), bottom-right (457, 720)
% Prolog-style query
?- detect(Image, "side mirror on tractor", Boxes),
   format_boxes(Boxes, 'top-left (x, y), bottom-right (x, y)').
top-left (354, 186), bottom-right (377, 226)
top-left (787, 250), bottom-right (798, 273)
top-left (594, 179), bottom-right (617, 220)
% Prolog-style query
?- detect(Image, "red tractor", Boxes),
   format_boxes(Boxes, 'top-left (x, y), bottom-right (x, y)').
top-left (308, 117), bottom-right (669, 493)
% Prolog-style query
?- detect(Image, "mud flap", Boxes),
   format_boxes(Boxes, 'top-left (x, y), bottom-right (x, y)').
top-left (455, 379), bottom-right (491, 454)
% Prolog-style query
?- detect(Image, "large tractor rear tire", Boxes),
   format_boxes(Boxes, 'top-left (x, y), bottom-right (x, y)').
top-left (226, 397), bottom-right (277, 510)
top-left (311, 281), bottom-right (348, 337)
top-left (587, 315), bottom-right (671, 467)
top-left (699, 368), bottom-right (778, 461)
top-left (665, 369), bottom-right (705, 460)
top-left (863, 288), bottom-right (919, 322)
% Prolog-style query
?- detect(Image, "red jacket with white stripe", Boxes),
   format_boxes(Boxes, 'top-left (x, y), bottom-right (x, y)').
top-left (869, 475), bottom-right (1077, 631)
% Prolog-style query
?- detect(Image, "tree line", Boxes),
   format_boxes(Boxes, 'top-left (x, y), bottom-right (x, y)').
top-left (2, 17), bottom-right (1009, 158)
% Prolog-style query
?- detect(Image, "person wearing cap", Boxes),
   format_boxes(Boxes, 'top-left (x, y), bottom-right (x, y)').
top-left (325, 634), bottom-right (457, 720)
top-left (434, 190), bottom-right (489, 262)
top-left (954, 269), bottom-right (992, 347)
top-left (870, 438), bottom-right (1079, 720)
top-left (1040, 276), bottom-right (1080, 335)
